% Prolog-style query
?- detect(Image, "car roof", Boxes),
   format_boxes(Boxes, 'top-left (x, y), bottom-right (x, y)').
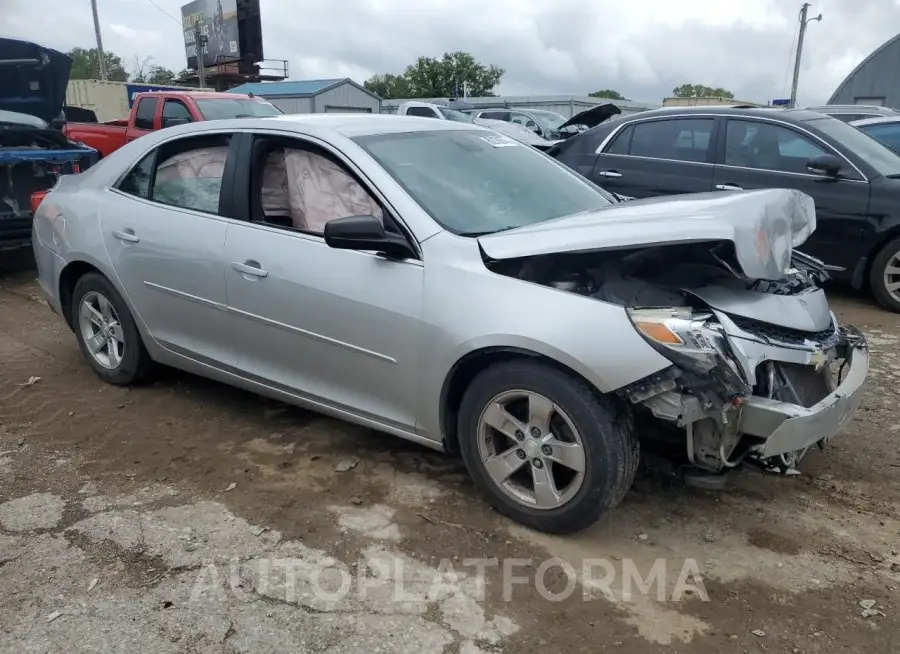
top-left (172, 113), bottom-right (487, 138)
top-left (849, 115), bottom-right (900, 127)
top-left (597, 105), bottom-right (826, 124)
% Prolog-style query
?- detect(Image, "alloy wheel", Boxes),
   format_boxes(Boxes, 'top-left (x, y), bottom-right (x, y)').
top-left (883, 250), bottom-right (900, 304)
top-left (476, 389), bottom-right (586, 510)
top-left (78, 291), bottom-right (126, 370)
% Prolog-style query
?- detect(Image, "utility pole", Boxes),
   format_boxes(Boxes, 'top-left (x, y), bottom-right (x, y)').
top-left (789, 3), bottom-right (822, 108)
top-left (90, 0), bottom-right (108, 80)
top-left (193, 21), bottom-right (207, 89)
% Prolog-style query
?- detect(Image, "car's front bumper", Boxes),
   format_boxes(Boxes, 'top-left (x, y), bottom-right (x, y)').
top-left (737, 326), bottom-right (868, 457)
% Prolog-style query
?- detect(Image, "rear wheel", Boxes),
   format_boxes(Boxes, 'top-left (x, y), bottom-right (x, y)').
top-left (72, 273), bottom-right (152, 385)
top-left (869, 236), bottom-right (900, 313)
top-left (458, 360), bottom-right (638, 534)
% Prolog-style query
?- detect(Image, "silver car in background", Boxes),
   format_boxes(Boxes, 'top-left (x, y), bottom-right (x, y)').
top-left (32, 115), bottom-right (868, 534)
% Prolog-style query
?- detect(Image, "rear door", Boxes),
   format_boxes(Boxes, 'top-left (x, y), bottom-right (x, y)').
top-left (712, 117), bottom-right (871, 271)
top-left (102, 131), bottom-right (240, 365)
top-left (589, 116), bottom-right (718, 199)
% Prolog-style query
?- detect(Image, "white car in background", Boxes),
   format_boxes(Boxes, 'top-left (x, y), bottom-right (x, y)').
top-left (396, 101), bottom-right (563, 150)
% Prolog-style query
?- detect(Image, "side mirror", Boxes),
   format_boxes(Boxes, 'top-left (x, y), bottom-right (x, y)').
top-left (323, 215), bottom-right (415, 259)
top-left (806, 153), bottom-right (842, 178)
top-left (162, 117), bottom-right (190, 129)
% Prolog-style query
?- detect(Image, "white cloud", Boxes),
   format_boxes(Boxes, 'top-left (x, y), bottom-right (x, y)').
top-left (2, 0), bottom-right (899, 105)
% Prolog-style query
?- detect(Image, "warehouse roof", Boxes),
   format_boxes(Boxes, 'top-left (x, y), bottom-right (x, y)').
top-left (227, 77), bottom-right (381, 101)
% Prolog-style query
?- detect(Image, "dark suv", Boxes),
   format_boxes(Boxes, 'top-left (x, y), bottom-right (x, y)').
top-left (551, 105), bottom-right (900, 311)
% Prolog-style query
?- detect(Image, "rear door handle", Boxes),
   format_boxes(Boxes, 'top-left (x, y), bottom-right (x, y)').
top-left (596, 170), bottom-right (623, 178)
top-left (112, 229), bottom-right (139, 243)
top-left (232, 260), bottom-right (268, 278)
top-left (715, 183), bottom-right (743, 191)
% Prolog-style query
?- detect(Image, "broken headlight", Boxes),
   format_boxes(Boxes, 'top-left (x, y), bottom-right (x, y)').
top-left (627, 308), bottom-right (723, 374)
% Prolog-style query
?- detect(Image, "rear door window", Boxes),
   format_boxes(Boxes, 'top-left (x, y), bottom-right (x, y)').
top-left (118, 134), bottom-right (235, 215)
top-left (629, 118), bottom-right (715, 163)
top-left (604, 124), bottom-right (634, 155)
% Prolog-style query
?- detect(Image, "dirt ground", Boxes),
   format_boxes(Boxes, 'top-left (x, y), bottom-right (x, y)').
top-left (1, 258), bottom-right (898, 654)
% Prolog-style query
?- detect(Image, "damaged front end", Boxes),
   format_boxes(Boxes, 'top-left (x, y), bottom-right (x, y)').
top-left (479, 188), bottom-right (869, 476)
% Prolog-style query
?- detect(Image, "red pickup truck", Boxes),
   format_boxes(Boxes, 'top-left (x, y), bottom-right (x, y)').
top-left (62, 90), bottom-right (282, 157)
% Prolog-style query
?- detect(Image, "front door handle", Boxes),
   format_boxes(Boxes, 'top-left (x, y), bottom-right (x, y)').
top-left (715, 183), bottom-right (743, 191)
top-left (112, 229), bottom-right (139, 243)
top-left (596, 170), bottom-right (623, 178)
top-left (232, 260), bottom-right (268, 278)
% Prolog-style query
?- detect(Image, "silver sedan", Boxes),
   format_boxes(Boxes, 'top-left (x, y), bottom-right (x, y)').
top-left (32, 115), bottom-right (867, 533)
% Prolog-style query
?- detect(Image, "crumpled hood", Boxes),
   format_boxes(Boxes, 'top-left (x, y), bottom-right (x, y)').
top-left (0, 38), bottom-right (72, 123)
top-left (478, 188), bottom-right (816, 281)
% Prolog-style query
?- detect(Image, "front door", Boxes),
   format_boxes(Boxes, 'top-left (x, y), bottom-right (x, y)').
top-left (590, 116), bottom-right (718, 199)
top-left (223, 134), bottom-right (423, 430)
top-left (101, 132), bottom-right (238, 365)
top-left (712, 118), bottom-right (872, 271)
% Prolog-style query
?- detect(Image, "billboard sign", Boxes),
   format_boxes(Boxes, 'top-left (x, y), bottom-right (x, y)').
top-left (181, 0), bottom-right (240, 69)
top-left (771, 98), bottom-right (790, 107)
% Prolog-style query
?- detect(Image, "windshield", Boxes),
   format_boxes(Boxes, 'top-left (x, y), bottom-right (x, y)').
top-left (195, 98), bottom-right (283, 120)
top-left (526, 110), bottom-right (568, 130)
top-left (808, 115), bottom-right (900, 177)
top-left (437, 107), bottom-right (475, 123)
top-left (857, 121), bottom-right (900, 155)
top-left (355, 130), bottom-right (615, 235)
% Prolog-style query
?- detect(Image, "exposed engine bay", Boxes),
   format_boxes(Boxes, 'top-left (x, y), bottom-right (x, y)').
top-left (1, 124), bottom-right (93, 224)
top-left (486, 239), bottom-right (868, 478)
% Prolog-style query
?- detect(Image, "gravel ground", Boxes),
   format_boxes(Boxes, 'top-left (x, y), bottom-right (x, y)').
top-left (0, 262), bottom-right (898, 654)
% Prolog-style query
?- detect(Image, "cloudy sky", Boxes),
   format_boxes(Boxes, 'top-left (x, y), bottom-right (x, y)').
top-left (3, 0), bottom-right (899, 105)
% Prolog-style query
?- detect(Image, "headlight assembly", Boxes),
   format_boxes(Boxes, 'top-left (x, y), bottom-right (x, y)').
top-left (627, 307), bottom-right (722, 374)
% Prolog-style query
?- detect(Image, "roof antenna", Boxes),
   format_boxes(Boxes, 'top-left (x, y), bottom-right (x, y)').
top-left (247, 92), bottom-right (254, 97)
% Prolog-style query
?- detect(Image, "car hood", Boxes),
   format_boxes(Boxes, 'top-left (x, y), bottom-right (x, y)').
top-left (477, 189), bottom-right (816, 281)
top-left (0, 38), bottom-right (72, 123)
top-left (558, 103), bottom-right (621, 130)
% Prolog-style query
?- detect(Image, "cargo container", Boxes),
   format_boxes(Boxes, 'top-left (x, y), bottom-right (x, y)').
top-left (65, 79), bottom-right (202, 122)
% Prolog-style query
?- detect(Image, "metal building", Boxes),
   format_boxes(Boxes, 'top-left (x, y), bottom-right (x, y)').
top-left (829, 34), bottom-right (900, 107)
top-left (380, 95), bottom-right (657, 118)
top-left (227, 78), bottom-right (382, 114)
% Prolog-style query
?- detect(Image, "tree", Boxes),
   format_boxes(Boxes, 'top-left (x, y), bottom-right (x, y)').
top-left (128, 55), bottom-right (154, 83)
top-left (364, 51), bottom-right (504, 100)
top-left (589, 89), bottom-right (628, 101)
top-left (146, 66), bottom-right (176, 85)
top-left (364, 73), bottom-right (411, 100)
top-left (672, 84), bottom-right (734, 99)
top-left (67, 47), bottom-right (128, 82)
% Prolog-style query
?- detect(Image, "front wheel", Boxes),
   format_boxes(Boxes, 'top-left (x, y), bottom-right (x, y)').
top-left (869, 236), bottom-right (900, 313)
top-left (458, 360), bottom-right (639, 534)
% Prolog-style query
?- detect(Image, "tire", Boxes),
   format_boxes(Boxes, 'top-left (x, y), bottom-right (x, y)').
top-left (458, 359), bottom-right (638, 534)
top-left (869, 236), bottom-right (900, 313)
top-left (71, 272), bottom-right (152, 385)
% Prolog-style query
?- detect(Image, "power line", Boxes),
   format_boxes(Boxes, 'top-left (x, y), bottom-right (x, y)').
top-left (144, 0), bottom-right (182, 25)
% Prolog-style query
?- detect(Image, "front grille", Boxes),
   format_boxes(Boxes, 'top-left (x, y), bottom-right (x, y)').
top-left (729, 314), bottom-right (840, 348)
